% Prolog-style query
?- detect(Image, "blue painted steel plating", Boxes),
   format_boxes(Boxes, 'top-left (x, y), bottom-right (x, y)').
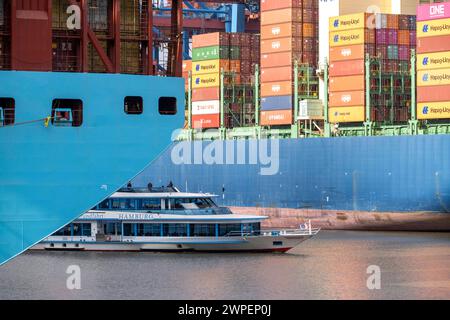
top-left (134, 136), bottom-right (450, 213)
top-left (0, 71), bottom-right (184, 265)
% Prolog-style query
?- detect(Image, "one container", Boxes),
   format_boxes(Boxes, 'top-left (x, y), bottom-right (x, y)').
top-left (261, 0), bottom-right (303, 12)
top-left (260, 109), bottom-right (293, 126)
top-left (260, 23), bottom-right (302, 40)
top-left (328, 106), bottom-right (365, 123)
top-left (261, 66), bottom-right (293, 82)
top-left (261, 8), bottom-right (303, 26)
top-left (261, 95), bottom-right (293, 111)
top-left (261, 52), bottom-right (295, 68)
top-left (192, 32), bottom-right (229, 48)
top-left (417, 2), bottom-right (450, 22)
top-left (329, 44), bottom-right (366, 62)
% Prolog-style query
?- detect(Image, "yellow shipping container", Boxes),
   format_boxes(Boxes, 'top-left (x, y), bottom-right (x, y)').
top-left (192, 73), bottom-right (221, 89)
top-left (329, 106), bottom-right (365, 123)
top-left (329, 13), bottom-right (370, 32)
top-left (417, 18), bottom-right (450, 38)
top-left (417, 69), bottom-right (450, 87)
top-left (418, 101), bottom-right (450, 120)
top-left (417, 52), bottom-right (450, 71)
top-left (330, 29), bottom-right (366, 47)
top-left (192, 60), bottom-right (230, 75)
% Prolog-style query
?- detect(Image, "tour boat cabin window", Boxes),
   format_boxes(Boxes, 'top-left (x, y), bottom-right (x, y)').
top-left (124, 96), bottom-right (143, 114)
top-left (0, 98), bottom-right (15, 126)
top-left (158, 97), bottom-right (177, 115)
top-left (52, 99), bottom-right (83, 127)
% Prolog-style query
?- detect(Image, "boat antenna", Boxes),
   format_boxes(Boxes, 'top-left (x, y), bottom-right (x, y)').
top-left (147, 182), bottom-right (153, 192)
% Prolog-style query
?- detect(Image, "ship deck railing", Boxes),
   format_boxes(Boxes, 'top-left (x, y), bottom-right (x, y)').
top-left (225, 228), bottom-right (320, 238)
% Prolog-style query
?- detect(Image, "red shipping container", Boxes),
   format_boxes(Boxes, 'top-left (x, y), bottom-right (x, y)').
top-left (192, 87), bottom-right (220, 101)
top-left (417, 85), bottom-right (450, 103)
top-left (260, 109), bottom-right (293, 126)
top-left (261, 37), bottom-right (304, 54)
top-left (261, 8), bottom-right (302, 26)
top-left (329, 59), bottom-right (365, 77)
top-left (192, 114), bottom-right (220, 129)
top-left (192, 32), bottom-right (229, 48)
top-left (261, 23), bottom-right (302, 40)
top-left (417, 35), bottom-right (450, 53)
top-left (261, 66), bottom-right (293, 82)
top-left (329, 91), bottom-right (365, 107)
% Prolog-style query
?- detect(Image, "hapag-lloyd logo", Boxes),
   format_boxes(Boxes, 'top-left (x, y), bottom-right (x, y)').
top-left (423, 106), bottom-right (450, 114)
top-left (171, 130), bottom-right (280, 176)
top-left (430, 73), bottom-right (450, 81)
top-left (429, 57), bottom-right (450, 65)
top-left (429, 23), bottom-right (450, 32)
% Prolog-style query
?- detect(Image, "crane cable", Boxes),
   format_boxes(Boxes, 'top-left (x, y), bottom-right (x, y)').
top-left (0, 116), bottom-right (53, 129)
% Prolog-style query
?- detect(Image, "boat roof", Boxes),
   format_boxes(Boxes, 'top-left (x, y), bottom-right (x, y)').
top-left (80, 211), bottom-right (267, 222)
top-left (110, 191), bottom-right (218, 199)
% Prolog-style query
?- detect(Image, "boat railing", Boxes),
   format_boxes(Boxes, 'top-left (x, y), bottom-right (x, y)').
top-left (225, 228), bottom-right (320, 237)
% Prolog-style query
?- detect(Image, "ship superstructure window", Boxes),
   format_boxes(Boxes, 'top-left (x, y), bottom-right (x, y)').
top-left (124, 96), bottom-right (143, 114)
top-left (218, 224), bottom-right (242, 237)
top-left (141, 198), bottom-right (161, 210)
top-left (189, 224), bottom-right (216, 237)
top-left (0, 98), bottom-right (15, 126)
top-left (51, 99), bottom-right (83, 127)
top-left (163, 224), bottom-right (187, 237)
top-left (158, 97), bottom-right (177, 115)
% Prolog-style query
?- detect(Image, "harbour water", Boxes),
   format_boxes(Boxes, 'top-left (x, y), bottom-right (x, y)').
top-left (1, 231), bottom-right (450, 300)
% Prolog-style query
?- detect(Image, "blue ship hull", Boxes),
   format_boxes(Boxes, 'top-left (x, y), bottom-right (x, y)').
top-left (134, 135), bottom-right (450, 230)
top-left (0, 71), bottom-right (184, 264)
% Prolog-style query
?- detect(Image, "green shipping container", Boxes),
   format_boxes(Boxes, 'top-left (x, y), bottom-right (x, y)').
top-left (192, 46), bottom-right (229, 62)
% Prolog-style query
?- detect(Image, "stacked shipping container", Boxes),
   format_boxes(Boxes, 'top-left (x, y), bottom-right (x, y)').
top-left (260, 0), bottom-right (318, 126)
top-left (417, 1), bottom-right (450, 120)
top-left (190, 32), bottom-right (259, 129)
top-left (328, 12), bottom-right (416, 123)
top-left (0, 0), bottom-right (9, 70)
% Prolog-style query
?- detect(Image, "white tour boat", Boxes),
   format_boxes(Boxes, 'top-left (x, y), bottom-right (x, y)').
top-left (31, 185), bottom-right (320, 253)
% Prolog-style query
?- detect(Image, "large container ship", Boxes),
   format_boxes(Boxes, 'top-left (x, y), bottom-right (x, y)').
top-left (134, 0), bottom-right (450, 231)
top-left (0, 0), bottom-right (185, 264)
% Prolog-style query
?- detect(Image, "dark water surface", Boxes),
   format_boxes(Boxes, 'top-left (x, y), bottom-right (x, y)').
top-left (1, 231), bottom-right (450, 300)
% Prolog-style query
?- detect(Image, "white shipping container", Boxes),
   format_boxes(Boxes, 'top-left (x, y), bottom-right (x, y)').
top-left (192, 100), bottom-right (220, 115)
top-left (299, 99), bottom-right (324, 120)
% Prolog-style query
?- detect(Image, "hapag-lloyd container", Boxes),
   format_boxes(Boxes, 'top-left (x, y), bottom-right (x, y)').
top-left (192, 60), bottom-right (231, 75)
top-left (192, 100), bottom-right (220, 115)
top-left (191, 114), bottom-right (220, 129)
top-left (417, 51), bottom-right (450, 70)
top-left (260, 109), bottom-right (293, 126)
top-left (417, 2), bottom-right (450, 22)
top-left (417, 101), bottom-right (450, 120)
top-left (329, 59), bottom-right (365, 77)
top-left (330, 29), bottom-right (375, 47)
top-left (328, 106), bottom-right (365, 123)
top-left (418, 69), bottom-right (450, 87)
top-left (192, 73), bottom-right (221, 89)
top-left (329, 91), bottom-right (365, 108)
top-left (329, 13), bottom-right (371, 32)
top-left (417, 18), bottom-right (450, 38)
top-left (417, 85), bottom-right (450, 102)
top-left (417, 35), bottom-right (450, 53)
top-left (261, 95), bottom-right (293, 111)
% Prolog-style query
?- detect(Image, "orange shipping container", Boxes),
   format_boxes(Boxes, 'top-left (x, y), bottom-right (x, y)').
top-left (261, 37), bottom-right (304, 54)
top-left (417, 35), bottom-right (450, 54)
top-left (303, 23), bottom-right (316, 38)
top-left (261, 81), bottom-right (293, 97)
top-left (417, 85), bottom-right (450, 103)
top-left (182, 60), bottom-right (192, 73)
top-left (192, 32), bottom-right (229, 48)
top-left (261, 66), bottom-right (293, 82)
top-left (261, 23), bottom-right (302, 40)
top-left (261, 52), bottom-right (294, 68)
top-left (329, 91), bottom-right (365, 107)
top-left (329, 45), bottom-right (366, 62)
top-left (192, 87), bottom-right (220, 102)
top-left (329, 75), bottom-right (365, 92)
top-left (398, 30), bottom-right (410, 46)
top-left (329, 59), bottom-right (365, 77)
top-left (260, 109), bottom-right (293, 126)
top-left (261, 8), bottom-right (302, 26)
top-left (192, 114), bottom-right (220, 129)
top-left (261, 0), bottom-right (302, 11)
